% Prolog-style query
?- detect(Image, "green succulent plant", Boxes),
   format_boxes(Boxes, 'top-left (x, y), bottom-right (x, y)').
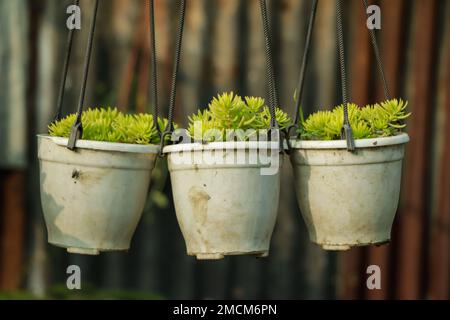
top-left (298, 99), bottom-right (410, 140)
top-left (48, 107), bottom-right (169, 144)
top-left (188, 92), bottom-right (292, 142)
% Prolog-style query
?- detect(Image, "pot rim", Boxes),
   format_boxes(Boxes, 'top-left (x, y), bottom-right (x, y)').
top-left (163, 141), bottom-right (280, 154)
top-left (37, 134), bottom-right (160, 154)
top-left (289, 132), bottom-right (409, 150)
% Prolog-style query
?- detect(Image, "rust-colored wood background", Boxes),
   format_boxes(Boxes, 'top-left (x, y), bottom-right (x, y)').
top-left (0, 0), bottom-right (449, 299)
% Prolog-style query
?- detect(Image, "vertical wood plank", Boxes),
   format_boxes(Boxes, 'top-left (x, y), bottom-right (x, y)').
top-left (245, 0), bottom-right (266, 99)
top-left (337, 0), bottom-right (370, 300)
top-left (0, 171), bottom-right (26, 291)
top-left (116, 1), bottom-right (146, 111)
top-left (427, 3), bottom-right (450, 298)
top-left (395, 0), bottom-right (438, 299)
top-left (309, 0), bottom-right (337, 112)
top-left (26, 0), bottom-right (49, 298)
top-left (364, 0), bottom-right (406, 300)
top-left (225, 0), bottom-right (266, 299)
top-left (163, 0), bottom-right (211, 300)
top-left (348, 0), bottom-right (371, 106)
top-left (192, 0), bottom-right (244, 299)
top-left (0, 0), bottom-right (28, 168)
top-left (179, 0), bottom-right (211, 122)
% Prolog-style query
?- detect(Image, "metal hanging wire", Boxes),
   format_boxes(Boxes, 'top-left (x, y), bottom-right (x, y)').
top-left (52, 0), bottom-right (80, 124)
top-left (149, 0), bottom-right (160, 133)
top-left (288, 0), bottom-right (391, 153)
top-left (288, 0), bottom-right (318, 138)
top-left (67, 0), bottom-right (100, 150)
top-left (51, 0), bottom-right (186, 152)
top-left (336, 0), bottom-right (355, 151)
top-left (158, 0), bottom-right (187, 154)
top-left (362, 0), bottom-right (390, 100)
top-left (259, 0), bottom-right (278, 130)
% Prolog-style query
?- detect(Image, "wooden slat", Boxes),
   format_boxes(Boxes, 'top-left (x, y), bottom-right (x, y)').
top-left (226, 0), bottom-right (267, 299)
top-left (267, 0), bottom-right (312, 299)
top-left (117, 1), bottom-right (146, 111)
top-left (277, 0), bottom-right (304, 115)
top-left (178, 0), bottom-right (211, 120)
top-left (276, 0), bottom-right (337, 299)
top-left (245, 0), bottom-right (266, 99)
top-left (364, 0), bottom-right (406, 300)
top-left (191, 0), bottom-right (243, 299)
top-left (25, 0), bottom-right (50, 298)
top-left (136, 0), bottom-right (151, 113)
top-left (348, 0), bottom-right (371, 106)
top-left (0, 171), bottom-right (26, 291)
top-left (0, 0), bottom-right (28, 168)
top-left (310, 0), bottom-right (338, 112)
top-left (337, 0), bottom-right (371, 300)
top-left (395, 0), bottom-right (438, 299)
top-left (427, 8), bottom-right (450, 298)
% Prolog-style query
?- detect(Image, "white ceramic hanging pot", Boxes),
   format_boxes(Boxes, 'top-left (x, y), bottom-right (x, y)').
top-left (37, 134), bottom-right (159, 255)
top-left (289, 133), bottom-right (409, 250)
top-left (164, 141), bottom-right (281, 260)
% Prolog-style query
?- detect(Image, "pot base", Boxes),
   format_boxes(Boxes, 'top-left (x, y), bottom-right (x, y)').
top-left (67, 247), bottom-right (100, 255)
top-left (321, 244), bottom-right (351, 251)
top-left (50, 241), bottom-right (129, 255)
top-left (316, 239), bottom-right (390, 251)
top-left (191, 251), bottom-right (269, 260)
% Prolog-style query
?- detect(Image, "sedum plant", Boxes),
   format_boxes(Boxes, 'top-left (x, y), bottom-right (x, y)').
top-left (298, 99), bottom-right (410, 140)
top-left (48, 107), bottom-right (169, 144)
top-left (188, 92), bottom-right (292, 142)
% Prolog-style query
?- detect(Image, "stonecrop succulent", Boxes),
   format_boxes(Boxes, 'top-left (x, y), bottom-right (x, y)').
top-left (188, 92), bottom-right (292, 142)
top-left (48, 107), bottom-right (169, 144)
top-left (298, 99), bottom-right (410, 140)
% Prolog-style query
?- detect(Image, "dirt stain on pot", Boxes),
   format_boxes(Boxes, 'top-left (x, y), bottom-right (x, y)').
top-left (188, 186), bottom-right (211, 225)
top-left (71, 168), bottom-right (106, 187)
top-left (188, 186), bottom-right (211, 251)
top-left (72, 169), bottom-right (81, 180)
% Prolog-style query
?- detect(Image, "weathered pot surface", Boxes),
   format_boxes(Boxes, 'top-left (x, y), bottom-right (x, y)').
top-left (289, 133), bottom-right (409, 250)
top-left (164, 141), bottom-right (281, 259)
top-left (37, 134), bottom-right (158, 255)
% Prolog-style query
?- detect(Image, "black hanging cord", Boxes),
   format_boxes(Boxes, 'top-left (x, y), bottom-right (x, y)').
top-left (362, 0), bottom-right (390, 100)
top-left (166, 0), bottom-right (186, 133)
top-left (52, 0), bottom-right (80, 124)
top-left (259, 0), bottom-right (278, 129)
top-left (336, 0), bottom-right (355, 151)
top-left (285, 0), bottom-right (318, 153)
top-left (290, 0), bottom-right (318, 134)
top-left (67, 0), bottom-right (100, 150)
top-left (149, 0), bottom-right (160, 133)
top-left (159, 0), bottom-right (186, 154)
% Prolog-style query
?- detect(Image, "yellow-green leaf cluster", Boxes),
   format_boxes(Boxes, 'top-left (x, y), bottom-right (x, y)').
top-left (48, 107), bottom-right (168, 144)
top-left (299, 99), bottom-right (410, 140)
top-left (188, 92), bottom-right (292, 142)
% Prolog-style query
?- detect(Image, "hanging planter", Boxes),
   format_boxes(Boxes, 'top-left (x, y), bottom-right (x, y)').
top-left (165, 142), bottom-right (280, 260)
top-left (156, 0), bottom-right (291, 260)
top-left (289, 100), bottom-right (410, 250)
top-left (164, 92), bottom-right (291, 259)
top-left (38, 108), bottom-right (166, 254)
top-left (36, 0), bottom-right (171, 255)
top-left (283, 0), bottom-right (412, 250)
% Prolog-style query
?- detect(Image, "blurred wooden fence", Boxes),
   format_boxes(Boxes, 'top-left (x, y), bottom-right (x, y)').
top-left (0, 0), bottom-right (449, 299)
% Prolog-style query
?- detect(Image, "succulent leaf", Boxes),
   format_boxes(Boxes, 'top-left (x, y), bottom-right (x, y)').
top-left (48, 107), bottom-right (168, 144)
